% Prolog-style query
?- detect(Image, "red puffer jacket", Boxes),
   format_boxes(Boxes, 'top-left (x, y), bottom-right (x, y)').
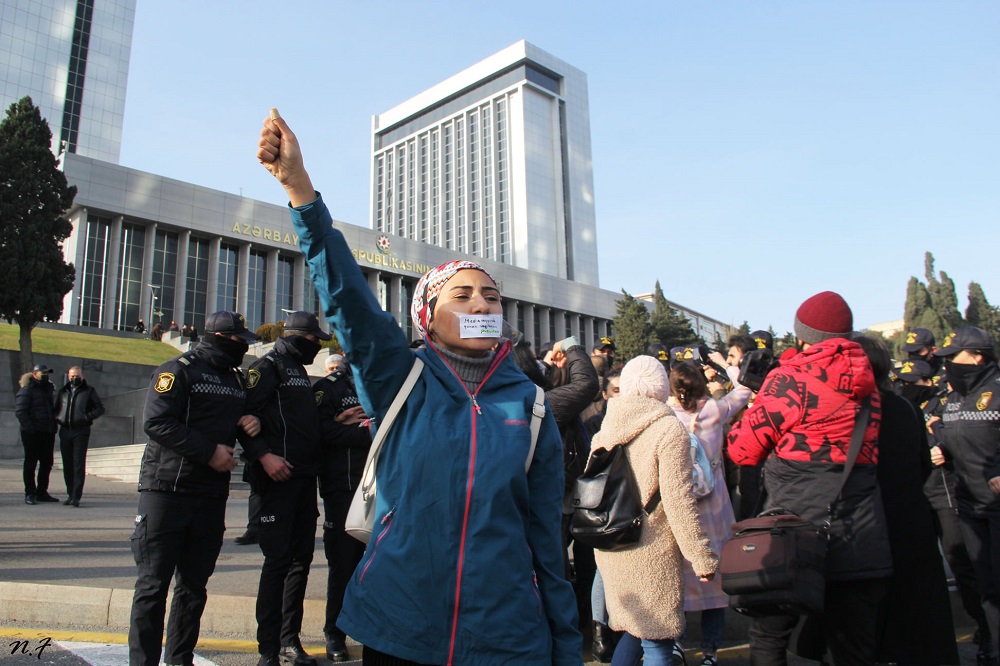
top-left (728, 338), bottom-right (881, 465)
top-left (727, 338), bottom-right (893, 582)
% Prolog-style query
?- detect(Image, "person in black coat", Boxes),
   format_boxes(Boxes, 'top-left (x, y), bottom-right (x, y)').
top-left (858, 336), bottom-right (959, 664)
top-left (54, 366), bottom-right (105, 506)
top-left (15, 364), bottom-right (58, 504)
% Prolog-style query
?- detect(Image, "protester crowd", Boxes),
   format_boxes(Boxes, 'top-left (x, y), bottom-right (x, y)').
top-left (20, 108), bottom-right (994, 666)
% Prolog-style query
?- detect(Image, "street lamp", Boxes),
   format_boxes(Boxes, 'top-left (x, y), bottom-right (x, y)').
top-left (147, 284), bottom-right (159, 326)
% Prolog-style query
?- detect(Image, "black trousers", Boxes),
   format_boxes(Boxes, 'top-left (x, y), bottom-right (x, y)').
top-left (322, 489), bottom-right (365, 639)
top-left (960, 512), bottom-right (1000, 656)
top-left (127, 490), bottom-right (227, 666)
top-left (246, 489), bottom-right (263, 533)
top-left (934, 506), bottom-right (991, 640)
top-left (22, 429), bottom-right (55, 495)
top-left (59, 426), bottom-right (90, 501)
top-left (747, 577), bottom-right (890, 666)
top-left (256, 476), bottom-right (319, 655)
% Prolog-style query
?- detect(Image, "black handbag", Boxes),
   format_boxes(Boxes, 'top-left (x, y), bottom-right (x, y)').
top-left (720, 399), bottom-right (871, 616)
top-left (569, 445), bottom-right (660, 552)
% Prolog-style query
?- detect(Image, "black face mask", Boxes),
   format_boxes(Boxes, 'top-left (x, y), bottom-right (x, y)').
top-left (944, 360), bottom-right (987, 395)
top-left (38, 374), bottom-right (50, 384)
top-left (284, 335), bottom-right (322, 365)
top-left (70, 377), bottom-right (82, 387)
top-left (900, 384), bottom-right (934, 406)
top-left (207, 334), bottom-right (250, 367)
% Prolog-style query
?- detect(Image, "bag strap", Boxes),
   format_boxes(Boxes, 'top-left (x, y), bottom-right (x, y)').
top-left (825, 397), bottom-right (872, 524)
top-left (525, 385), bottom-right (545, 473)
top-left (359, 358), bottom-right (425, 500)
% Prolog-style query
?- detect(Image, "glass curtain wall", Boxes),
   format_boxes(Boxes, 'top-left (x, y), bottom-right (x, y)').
top-left (80, 214), bottom-right (111, 327)
top-left (247, 250), bottom-right (267, 331)
top-left (217, 243), bottom-right (239, 312)
top-left (151, 229), bottom-right (178, 327)
top-left (185, 237), bottom-right (210, 330)
top-left (115, 222), bottom-right (145, 330)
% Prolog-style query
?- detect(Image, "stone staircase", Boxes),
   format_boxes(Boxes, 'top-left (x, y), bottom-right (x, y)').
top-left (53, 443), bottom-right (249, 490)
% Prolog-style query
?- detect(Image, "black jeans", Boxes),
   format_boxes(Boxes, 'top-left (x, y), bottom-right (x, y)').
top-left (322, 490), bottom-right (365, 639)
top-left (960, 512), bottom-right (1000, 656)
top-left (934, 506), bottom-right (991, 639)
top-left (256, 476), bottom-right (319, 655)
top-left (747, 577), bottom-right (890, 666)
top-left (127, 490), bottom-right (227, 666)
top-left (22, 429), bottom-right (55, 495)
top-left (59, 426), bottom-right (90, 501)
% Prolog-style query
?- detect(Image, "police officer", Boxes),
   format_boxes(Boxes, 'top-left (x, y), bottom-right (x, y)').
top-left (313, 353), bottom-right (370, 663)
top-left (127, 311), bottom-right (261, 666)
top-left (902, 327), bottom-right (943, 373)
top-left (243, 310), bottom-right (327, 666)
top-left (934, 326), bottom-right (1000, 666)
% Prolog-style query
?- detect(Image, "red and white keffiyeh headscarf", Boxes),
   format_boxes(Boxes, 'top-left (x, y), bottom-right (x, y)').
top-left (410, 260), bottom-right (496, 339)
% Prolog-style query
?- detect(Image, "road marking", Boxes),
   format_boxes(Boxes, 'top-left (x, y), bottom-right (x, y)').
top-left (58, 641), bottom-right (220, 665)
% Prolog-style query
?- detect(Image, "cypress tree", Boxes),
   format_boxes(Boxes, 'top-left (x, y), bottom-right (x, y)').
top-left (612, 290), bottom-right (653, 364)
top-left (0, 96), bottom-right (76, 376)
top-left (649, 281), bottom-right (697, 350)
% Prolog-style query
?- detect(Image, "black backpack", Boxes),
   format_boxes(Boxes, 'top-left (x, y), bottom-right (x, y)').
top-left (569, 445), bottom-right (660, 551)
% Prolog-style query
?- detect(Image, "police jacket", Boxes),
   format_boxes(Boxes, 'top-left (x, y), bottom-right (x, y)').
top-left (728, 339), bottom-right (893, 582)
top-left (938, 362), bottom-right (1000, 517)
top-left (55, 380), bottom-right (105, 430)
top-left (242, 339), bottom-right (320, 478)
top-left (290, 194), bottom-right (581, 666)
top-left (15, 376), bottom-right (56, 433)
top-left (920, 391), bottom-right (960, 511)
top-left (138, 342), bottom-right (248, 497)
top-left (313, 370), bottom-right (371, 494)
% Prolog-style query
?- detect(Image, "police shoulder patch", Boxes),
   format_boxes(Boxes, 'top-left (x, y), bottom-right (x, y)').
top-left (314, 390), bottom-right (324, 406)
top-left (247, 369), bottom-right (261, 389)
top-left (154, 372), bottom-right (175, 393)
top-left (978, 392), bottom-right (993, 411)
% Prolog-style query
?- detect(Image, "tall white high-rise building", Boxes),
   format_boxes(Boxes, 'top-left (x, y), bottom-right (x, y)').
top-left (0, 0), bottom-right (135, 163)
top-left (370, 40), bottom-right (600, 286)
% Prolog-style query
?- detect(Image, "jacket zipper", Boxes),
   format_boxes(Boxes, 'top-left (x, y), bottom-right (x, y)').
top-left (433, 342), bottom-right (509, 666)
top-left (359, 507), bottom-right (396, 583)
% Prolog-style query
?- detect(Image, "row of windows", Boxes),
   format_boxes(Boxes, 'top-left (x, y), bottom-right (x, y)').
top-left (373, 93), bottom-right (513, 264)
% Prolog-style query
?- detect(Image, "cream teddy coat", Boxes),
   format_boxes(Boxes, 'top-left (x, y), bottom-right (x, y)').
top-left (591, 394), bottom-right (718, 640)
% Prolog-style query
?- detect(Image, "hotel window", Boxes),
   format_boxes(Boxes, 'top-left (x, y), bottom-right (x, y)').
top-left (217, 243), bottom-right (239, 312)
top-left (151, 229), bottom-right (178, 327)
top-left (247, 250), bottom-right (267, 331)
top-left (80, 214), bottom-right (111, 327)
top-left (430, 128), bottom-right (440, 245)
top-left (185, 237), bottom-right (210, 330)
top-left (396, 144), bottom-right (406, 237)
top-left (496, 97), bottom-right (510, 262)
top-left (468, 109), bottom-right (479, 256)
top-left (455, 116), bottom-right (465, 253)
top-left (115, 222), bottom-right (145, 331)
top-left (481, 103), bottom-right (493, 260)
top-left (443, 123), bottom-right (454, 250)
top-left (375, 155), bottom-right (385, 232)
top-left (274, 255), bottom-right (294, 322)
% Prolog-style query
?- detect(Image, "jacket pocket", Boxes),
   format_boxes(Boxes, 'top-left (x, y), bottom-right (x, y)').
top-left (359, 506), bottom-right (396, 584)
top-left (130, 515), bottom-right (148, 565)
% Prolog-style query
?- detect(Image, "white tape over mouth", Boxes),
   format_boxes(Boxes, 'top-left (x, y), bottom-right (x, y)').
top-left (458, 314), bottom-right (504, 338)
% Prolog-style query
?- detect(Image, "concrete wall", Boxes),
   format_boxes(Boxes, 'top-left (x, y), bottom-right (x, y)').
top-left (0, 350), bottom-right (155, 460)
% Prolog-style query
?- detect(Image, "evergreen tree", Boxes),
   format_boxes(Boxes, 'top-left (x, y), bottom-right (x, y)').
top-left (901, 275), bottom-right (948, 355)
top-left (777, 331), bottom-right (797, 354)
top-left (649, 281), bottom-right (697, 350)
top-left (967, 282), bottom-right (1000, 341)
top-left (612, 290), bottom-right (653, 363)
top-left (924, 252), bottom-right (964, 329)
top-left (737, 321), bottom-right (752, 335)
top-left (0, 97), bottom-right (76, 376)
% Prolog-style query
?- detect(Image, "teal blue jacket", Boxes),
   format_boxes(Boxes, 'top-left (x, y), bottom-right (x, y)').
top-left (290, 194), bottom-right (582, 665)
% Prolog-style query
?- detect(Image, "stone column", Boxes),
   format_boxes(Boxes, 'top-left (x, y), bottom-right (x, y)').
top-left (206, 237), bottom-right (221, 314)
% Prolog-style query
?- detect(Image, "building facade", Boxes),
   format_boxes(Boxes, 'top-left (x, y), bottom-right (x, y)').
top-left (0, 0), bottom-right (135, 163)
top-left (59, 153), bottom-right (617, 350)
top-left (371, 41), bottom-right (600, 287)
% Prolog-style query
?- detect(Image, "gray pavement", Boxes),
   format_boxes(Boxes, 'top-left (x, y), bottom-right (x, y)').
top-left (0, 460), bottom-right (983, 664)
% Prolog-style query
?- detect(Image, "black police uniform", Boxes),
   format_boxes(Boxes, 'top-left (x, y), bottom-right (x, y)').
top-left (313, 368), bottom-right (371, 646)
top-left (243, 337), bottom-right (321, 658)
top-left (127, 342), bottom-right (248, 666)
top-left (938, 361), bottom-right (1000, 658)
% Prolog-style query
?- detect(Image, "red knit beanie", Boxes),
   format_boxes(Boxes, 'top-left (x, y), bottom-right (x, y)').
top-left (794, 291), bottom-right (853, 345)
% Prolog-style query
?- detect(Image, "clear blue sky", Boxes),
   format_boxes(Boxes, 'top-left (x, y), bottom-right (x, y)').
top-left (119, 1), bottom-right (999, 335)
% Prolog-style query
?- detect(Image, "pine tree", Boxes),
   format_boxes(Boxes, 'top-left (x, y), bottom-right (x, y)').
top-left (737, 321), bottom-right (752, 335)
top-left (649, 281), bottom-right (697, 350)
top-left (612, 290), bottom-right (653, 364)
top-left (777, 331), bottom-right (797, 354)
top-left (0, 97), bottom-right (76, 376)
top-left (967, 282), bottom-right (1000, 341)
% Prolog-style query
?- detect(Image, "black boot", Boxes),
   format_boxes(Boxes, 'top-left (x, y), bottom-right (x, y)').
top-left (592, 621), bottom-right (616, 663)
top-left (325, 633), bottom-right (350, 662)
